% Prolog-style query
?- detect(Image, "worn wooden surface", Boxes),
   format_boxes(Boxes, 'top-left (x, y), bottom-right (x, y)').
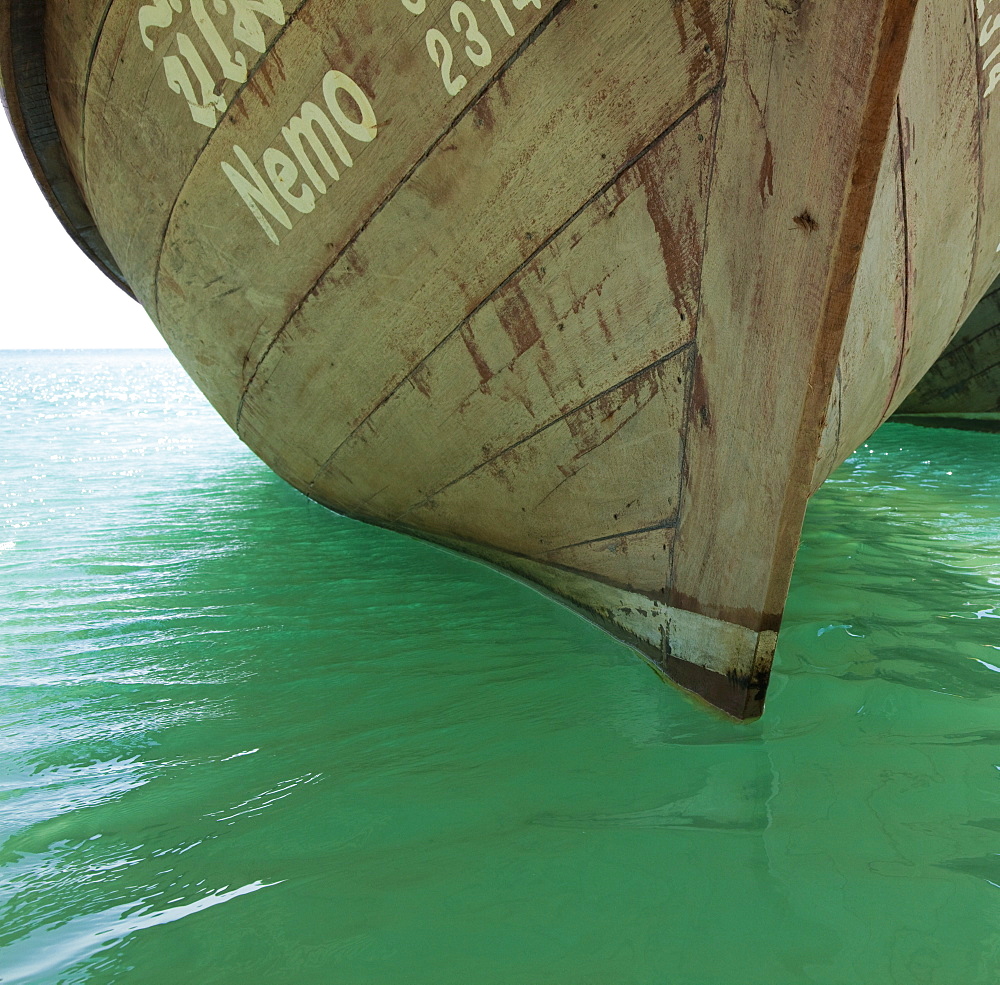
top-left (4, 0), bottom-right (996, 717)
top-left (230, 1), bottom-right (726, 474)
top-left (312, 101), bottom-right (716, 577)
top-left (44, 0), bottom-right (112, 206)
top-left (667, 0), bottom-right (918, 715)
top-left (894, 0), bottom-right (1000, 422)
top-left (814, 0), bottom-right (981, 483)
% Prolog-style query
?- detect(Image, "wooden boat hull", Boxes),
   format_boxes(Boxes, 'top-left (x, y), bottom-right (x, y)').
top-left (3, 0), bottom-right (998, 718)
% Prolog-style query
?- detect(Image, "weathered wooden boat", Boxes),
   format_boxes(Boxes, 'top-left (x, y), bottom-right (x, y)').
top-left (4, 0), bottom-right (999, 719)
top-left (894, 272), bottom-right (1000, 430)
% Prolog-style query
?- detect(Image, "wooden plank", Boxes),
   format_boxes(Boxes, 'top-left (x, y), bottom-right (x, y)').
top-left (81, 0), bottom-right (295, 306)
top-left (231, 0), bottom-right (727, 481)
top-left (885, 0), bottom-right (979, 414)
top-left (44, 0), bottom-right (112, 202)
top-left (309, 100), bottom-right (714, 524)
top-left (812, 110), bottom-right (906, 488)
top-left (815, 1), bottom-right (980, 480)
top-left (667, 0), bottom-right (918, 714)
top-left (391, 356), bottom-right (687, 562)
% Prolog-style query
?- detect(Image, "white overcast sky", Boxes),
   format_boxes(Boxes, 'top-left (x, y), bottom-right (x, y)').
top-left (0, 113), bottom-right (167, 350)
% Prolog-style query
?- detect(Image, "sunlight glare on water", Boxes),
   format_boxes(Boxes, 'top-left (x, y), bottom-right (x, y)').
top-left (1, 350), bottom-right (999, 985)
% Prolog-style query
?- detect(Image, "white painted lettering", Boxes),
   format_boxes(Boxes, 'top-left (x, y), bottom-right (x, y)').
top-left (192, 0), bottom-right (248, 83)
top-left (322, 71), bottom-right (378, 144)
top-left (451, 3), bottom-right (492, 68)
top-left (483, 0), bottom-right (515, 37)
top-left (422, 0), bottom-right (546, 95)
top-left (228, 0), bottom-right (286, 53)
top-left (222, 145), bottom-right (293, 245)
top-left (222, 68), bottom-right (378, 245)
top-left (982, 13), bottom-right (1000, 49)
top-left (163, 35), bottom-right (227, 129)
top-left (978, 0), bottom-right (1000, 100)
top-left (264, 148), bottom-right (316, 213)
top-left (426, 30), bottom-right (467, 96)
top-left (282, 102), bottom-right (351, 195)
top-left (139, 0), bottom-right (182, 50)
top-left (138, 0), bottom-right (289, 128)
top-left (986, 60), bottom-right (1000, 98)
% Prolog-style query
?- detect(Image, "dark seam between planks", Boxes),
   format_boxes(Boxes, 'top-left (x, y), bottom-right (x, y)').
top-left (833, 362), bottom-right (843, 462)
top-left (544, 519), bottom-right (680, 555)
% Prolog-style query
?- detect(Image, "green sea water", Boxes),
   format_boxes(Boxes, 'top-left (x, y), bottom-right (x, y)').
top-left (1, 349), bottom-right (999, 984)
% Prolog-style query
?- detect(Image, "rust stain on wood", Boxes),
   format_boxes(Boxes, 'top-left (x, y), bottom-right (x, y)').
top-left (411, 363), bottom-right (432, 398)
top-left (668, 587), bottom-right (784, 635)
top-left (459, 325), bottom-right (494, 386)
top-left (758, 137), bottom-right (774, 202)
top-left (636, 154), bottom-right (697, 324)
top-left (689, 352), bottom-right (711, 430)
top-left (495, 282), bottom-right (542, 357)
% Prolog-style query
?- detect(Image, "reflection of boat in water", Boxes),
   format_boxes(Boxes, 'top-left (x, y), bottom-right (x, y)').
top-left (4, 0), bottom-right (999, 718)
top-left (894, 274), bottom-right (1000, 432)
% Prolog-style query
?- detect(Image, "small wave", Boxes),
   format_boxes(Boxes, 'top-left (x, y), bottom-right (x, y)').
top-left (0, 880), bottom-right (282, 983)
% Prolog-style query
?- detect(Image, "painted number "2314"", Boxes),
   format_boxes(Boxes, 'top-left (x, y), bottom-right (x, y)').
top-left (400, 0), bottom-right (541, 96)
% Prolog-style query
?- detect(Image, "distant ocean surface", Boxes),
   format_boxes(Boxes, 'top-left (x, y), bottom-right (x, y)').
top-left (2, 348), bottom-right (1000, 985)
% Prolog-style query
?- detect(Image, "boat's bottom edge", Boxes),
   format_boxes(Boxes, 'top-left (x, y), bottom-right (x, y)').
top-left (633, 642), bottom-right (772, 722)
top-left (404, 526), bottom-right (778, 721)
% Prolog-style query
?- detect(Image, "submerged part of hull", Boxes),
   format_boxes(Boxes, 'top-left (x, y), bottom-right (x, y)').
top-left (3, 0), bottom-right (997, 718)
